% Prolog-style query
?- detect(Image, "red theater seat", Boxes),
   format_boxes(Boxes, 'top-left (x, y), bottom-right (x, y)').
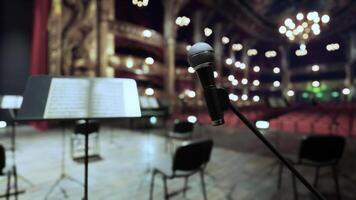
top-left (282, 119), bottom-right (297, 132)
top-left (313, 121), bottom-right (332, 135)
top-left (270, 118), bottom-right (282, 129)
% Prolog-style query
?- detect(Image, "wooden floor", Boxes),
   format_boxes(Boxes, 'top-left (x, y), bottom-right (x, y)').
top-left (0, 124), bottom-right (355, 200)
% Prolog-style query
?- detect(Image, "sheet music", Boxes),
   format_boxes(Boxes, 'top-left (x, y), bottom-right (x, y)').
top-left (0, 95), bottom-right (23, 109)
top-left (146, 97), bottom-right (159, 108)
top-left (140, 96), bottom-right (150, 109)
top-left (90, 79), bottom-right (126, 117)
top-left (44, 78), bottom-right (90, 119)
top-left (18, 76), bottom-right (141, 120)
top-left (140, 96), bottom-right (159, 109)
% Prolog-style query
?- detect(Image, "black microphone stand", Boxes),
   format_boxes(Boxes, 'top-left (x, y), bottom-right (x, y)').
top-left (216, 88), bottom-right (325, 200)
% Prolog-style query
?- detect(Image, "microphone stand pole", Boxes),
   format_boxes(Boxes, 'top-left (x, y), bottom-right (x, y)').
top-left (217, 88), bottom-right (325, 200)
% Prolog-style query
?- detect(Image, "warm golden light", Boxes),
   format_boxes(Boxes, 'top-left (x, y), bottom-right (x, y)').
top-left (279, 11), bottom-right (330, 43)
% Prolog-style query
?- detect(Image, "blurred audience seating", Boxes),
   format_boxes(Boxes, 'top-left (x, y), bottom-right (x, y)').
top-left (172, 105), bottom-right (287, 127)
top-left (172, 102), bottom-right (356, 137)
top-left (269, 102), bottom-right (356, 137)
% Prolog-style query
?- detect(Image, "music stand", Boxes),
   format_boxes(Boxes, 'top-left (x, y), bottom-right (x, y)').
top-left (0, 95), bottom-right (28, 196)
top-left (17, 76), bottom-right (142, 200)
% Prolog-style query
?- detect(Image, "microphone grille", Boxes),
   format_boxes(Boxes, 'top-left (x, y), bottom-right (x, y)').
top-left (187, 42), bottom-right (214, 68)
top-left (188, 42), bottom-right (213, 58)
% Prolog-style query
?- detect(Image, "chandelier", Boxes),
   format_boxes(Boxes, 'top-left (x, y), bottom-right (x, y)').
top-left (279, 11), bottom-right (330, 42)
top-left (132, 0), bottom-right (149, 7)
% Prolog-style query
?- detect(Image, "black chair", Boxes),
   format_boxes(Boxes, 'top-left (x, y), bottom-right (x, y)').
top-left (70, 120), bottom-right (100, 160)
top-left (278, 135), bottom-right (346, 200)
top-left (165, 120), bottom-right (194, 153)
top-left (150, 139), bottom-right (213, 200)
top-left (0, 144), bottom-right (19, 199)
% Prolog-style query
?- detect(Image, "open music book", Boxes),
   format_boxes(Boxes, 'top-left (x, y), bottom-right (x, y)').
top-left (17, 76), bottom-right (141, 120)
top-left (0, 95), bottom-right (23, 109)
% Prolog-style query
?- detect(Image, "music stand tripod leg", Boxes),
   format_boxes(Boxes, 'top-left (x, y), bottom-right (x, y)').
top-left (44, 178), bottom-right (62, 200)
top-left (43, 122), bottom-right (83, 200)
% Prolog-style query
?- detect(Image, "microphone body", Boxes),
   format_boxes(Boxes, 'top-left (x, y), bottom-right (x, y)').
top-left (188, 43), bottom-right (224, 126)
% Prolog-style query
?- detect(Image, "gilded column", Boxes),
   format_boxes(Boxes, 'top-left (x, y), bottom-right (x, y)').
top-left (163, 0), bottom-right (187, 112)
top-left (47, 0), bottom-right (62, 75)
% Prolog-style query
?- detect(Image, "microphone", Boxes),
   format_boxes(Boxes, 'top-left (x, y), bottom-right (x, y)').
top-left (187, 42), bottom-right (224, 126)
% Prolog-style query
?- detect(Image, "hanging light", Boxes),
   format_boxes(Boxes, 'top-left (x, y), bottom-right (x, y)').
top-left (229, 93), bottom-right (238, 102)
top-left (232, 43), bottom-right (243, 51)
top-left (326, 43), bottom-right (340, 51)
top-left (241, 78), bottom-right (248, 85)
top-left (296, 13), bottom-right (304, 20)
top-left (253, 95), bottom-right (260, 102)
top-left (234, 61), bottom-right (246, 69)
top-left (342, 88), bottom-right (351, 95)
top-left (187, 67), bottom-right (195, 73)
top-left (132, 0), bottom-right (149, 7)
top-left (247, 49), bottom-right (258, 56)
top-left (145, 57), bottom-right (154, 65)
top-left (241, 94), bottom-right (248, 101)
top-left (228, 75), bottom-right (235, 82)
top-left (253, 66), bottom-right (260, 72)
top-left (253, 80), bottom-right (260, 86)
top-left (142, 29), bottom-right (152, 38)
top-left (204, 27), bottom-right (212, 37)
top-left (145, 88), bottom-right (154, 96)
top-left (287, 90), bottom-right (295, 97)
top-left (279, 26), bottom-right (287, 34)
top-left (321, 14), bottom-right (330, 23)
top-left (187, 90), bottom-right (196, 98)
top-left (273, 81), bottom-right (280, 87)
top-left (312, 81), bottom-right (320, 87)
top-left (265, 50), bottom-right (277, 58)
top-left (222, 36), bottom-right (230, 44)
top-left (311, 64), bottom-right (320, 72)
top-left (225, 58), bottom-right (233, 65)
top-left (279, 11), bottom-right (330, 43)
top-left (232, 79), bottom-right (238, 86)
top-left (273, 67), bottom-right (280, 74)
top-left (126, 58), bottom-right (134, 68)
top-left (175, 16), bottom-right (190, 27)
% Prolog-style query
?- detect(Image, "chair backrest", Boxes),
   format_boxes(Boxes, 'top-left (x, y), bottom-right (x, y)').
top-left (173, 121), bottom-right (194, 134)
top-left (0, 145), bottom-right (5, 175)
top-left (298, 135), bottom-right (346, 163)
top-left (172, 139), bottom-right (213, 171)
top-left (74, 120), bottom-right (100, 135)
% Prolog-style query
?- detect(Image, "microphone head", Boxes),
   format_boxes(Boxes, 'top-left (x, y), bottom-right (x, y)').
top-left (187, 42), bottom-right (214, 69)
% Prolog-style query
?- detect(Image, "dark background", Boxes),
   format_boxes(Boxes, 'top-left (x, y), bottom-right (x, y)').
top-left (0, 0), bottom-right (33, 121)
top-left (0, 0), bottom-right (33, 95)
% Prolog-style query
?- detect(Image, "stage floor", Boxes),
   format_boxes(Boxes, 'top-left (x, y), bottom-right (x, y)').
top-left (0, 124), bottom-right (355, 200)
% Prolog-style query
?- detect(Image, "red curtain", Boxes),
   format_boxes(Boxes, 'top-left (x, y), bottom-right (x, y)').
top-left (30, 0), bottom-right (50, 75)
top-left (30, 0), bottom-right (50, 131)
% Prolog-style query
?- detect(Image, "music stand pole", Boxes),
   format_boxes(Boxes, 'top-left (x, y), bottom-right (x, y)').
top-left (83, 119), bottom-right (89, 200)
top-left (9, 109), bottom-right (33, 188)
top-left (216, 88), bottom-right (325, 200)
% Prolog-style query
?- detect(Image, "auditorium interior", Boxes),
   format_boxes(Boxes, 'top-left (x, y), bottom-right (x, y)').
top-left (1, 0), bottom-right (356, 199)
